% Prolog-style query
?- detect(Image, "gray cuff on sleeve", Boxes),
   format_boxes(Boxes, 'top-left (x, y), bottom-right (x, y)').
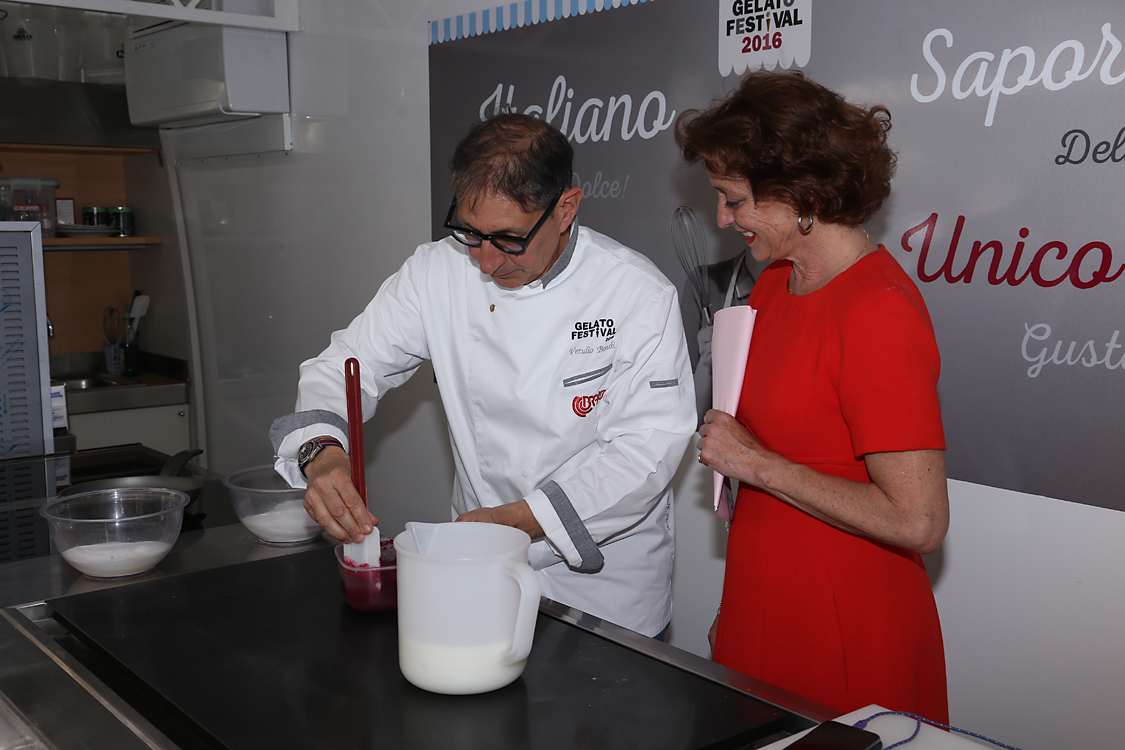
top-left (539, 480), bottom-right (604, 573)
top-left (270, 409), bottom-right (349, 454)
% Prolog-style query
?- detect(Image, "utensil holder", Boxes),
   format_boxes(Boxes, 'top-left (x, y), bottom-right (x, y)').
top-left (123, 338), bottom-right (139, 376)
top-left (104, 341), bottom-right (123, 375)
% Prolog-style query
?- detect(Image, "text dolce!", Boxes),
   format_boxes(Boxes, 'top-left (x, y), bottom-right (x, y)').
top-left (572, 319), bottom-right (615, 340)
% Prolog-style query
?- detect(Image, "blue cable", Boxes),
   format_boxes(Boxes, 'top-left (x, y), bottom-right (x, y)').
top-left (851, 710), bottom-right (1024, 750)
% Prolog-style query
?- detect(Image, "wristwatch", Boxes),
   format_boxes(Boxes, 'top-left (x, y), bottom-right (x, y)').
top-left (297, 436), bottom-right (344, 477)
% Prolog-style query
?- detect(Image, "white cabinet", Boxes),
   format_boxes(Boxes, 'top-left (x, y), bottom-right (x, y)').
top-left (69, 404), bottom-right (190, 456)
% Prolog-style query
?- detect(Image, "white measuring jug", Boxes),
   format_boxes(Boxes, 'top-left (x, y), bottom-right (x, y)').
top-left (395, 521), bottom-right (540, 695)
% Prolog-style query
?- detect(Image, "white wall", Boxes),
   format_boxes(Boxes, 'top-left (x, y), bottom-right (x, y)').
top-left (668, 466), bottom-right (1125, 750)
top-left (163, 2), bottom-right (1124, 748)
top-left (931, 481), bottom-right (1125, 750)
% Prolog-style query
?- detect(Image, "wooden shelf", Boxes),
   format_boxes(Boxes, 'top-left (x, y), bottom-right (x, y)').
top-left (44, 236), bottom-right (162, 250)
top-left (1, 144), bottom-right (157, 156)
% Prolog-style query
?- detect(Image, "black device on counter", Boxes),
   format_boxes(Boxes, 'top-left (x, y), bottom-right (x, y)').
top-left (786, 720), bottom-right (882, 750)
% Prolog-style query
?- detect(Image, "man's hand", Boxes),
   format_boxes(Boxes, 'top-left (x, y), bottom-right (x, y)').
top-left (456, 500), bottom-right (544, 540)
top-left (303, 446), bottom-right (378, 543)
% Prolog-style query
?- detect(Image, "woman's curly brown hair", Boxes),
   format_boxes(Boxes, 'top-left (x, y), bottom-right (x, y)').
top-left (675, 70), bottom-right (895, 227)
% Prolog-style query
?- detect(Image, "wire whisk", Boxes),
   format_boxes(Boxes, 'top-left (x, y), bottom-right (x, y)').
top-left (670, 206), bottom-right (712, 326)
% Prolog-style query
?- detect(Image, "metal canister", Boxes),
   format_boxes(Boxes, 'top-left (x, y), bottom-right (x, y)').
top-left (108, 207), bottom-right (134, 237)
top-left (82, 206), bottom-right (109, 226)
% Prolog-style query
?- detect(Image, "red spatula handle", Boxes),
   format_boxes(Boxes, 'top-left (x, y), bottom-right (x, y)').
top-left (344, 357), bottom-right (366, 506)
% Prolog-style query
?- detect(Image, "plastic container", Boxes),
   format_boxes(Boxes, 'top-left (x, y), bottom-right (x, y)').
top-left (223, 465), bottom-right (323, 546)
top-left (82, 206), bottom-right (109, 226)
top-left (107, 206), bottom-right (133, 236)
top-left (395, 522), bottom-right (540, 695)
top-left (0, 178), bottom-right (59, 237)
top-left (1, 4), bottom-right (61, 80)
top-left (39, 488), bottom-right (189, 578)
top-left (79, 11), bottom-right (125, 85)
top-left (336, 536), bottom-right (397, 611)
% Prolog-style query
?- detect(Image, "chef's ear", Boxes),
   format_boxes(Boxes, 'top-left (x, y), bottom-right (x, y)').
top-left (556, 186), bottom-right (582, 232)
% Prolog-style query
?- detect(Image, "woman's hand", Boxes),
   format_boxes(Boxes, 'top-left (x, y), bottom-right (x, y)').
top-left (696, 409), bottom-right (778, 486)
top-left (697, 411), bottom-right (949, 554)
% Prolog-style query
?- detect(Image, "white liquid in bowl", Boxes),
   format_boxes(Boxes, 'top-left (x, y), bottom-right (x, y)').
top-left (61, 541), bottom-right (173, 577)
top-left (239, 499), bottom-right (321, 542)
top-left (399, 637), bottom-right (525, 694)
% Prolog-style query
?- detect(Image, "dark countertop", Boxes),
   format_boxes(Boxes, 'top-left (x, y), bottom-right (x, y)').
top-left (48, 546), bottom-right (793, 750)
top-left (0, 522), bottom-right (834, 750)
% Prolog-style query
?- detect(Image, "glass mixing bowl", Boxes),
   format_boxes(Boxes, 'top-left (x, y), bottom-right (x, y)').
top-left (223, 465), bottom-right (323, 546)
top-left (39, 488), bottom-right (189, 578)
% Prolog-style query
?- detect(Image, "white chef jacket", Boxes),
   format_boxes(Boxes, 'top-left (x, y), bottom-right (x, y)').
top-left (272, 223), bottom-right (696, 636)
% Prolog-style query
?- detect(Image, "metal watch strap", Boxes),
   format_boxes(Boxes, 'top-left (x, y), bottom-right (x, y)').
top-left (298, 436), bottom-right (343, 477)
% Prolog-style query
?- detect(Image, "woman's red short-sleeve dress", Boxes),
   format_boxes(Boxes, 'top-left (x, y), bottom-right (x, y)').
top-left (712, 248), bottom-right (949, 723)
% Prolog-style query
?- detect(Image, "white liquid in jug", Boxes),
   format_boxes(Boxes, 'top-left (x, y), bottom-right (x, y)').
top-left (399, 637), bottom-right (526, 695)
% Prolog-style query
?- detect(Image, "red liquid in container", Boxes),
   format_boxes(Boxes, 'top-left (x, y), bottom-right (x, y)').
top-left (336, 536), bottom-right (397, 611)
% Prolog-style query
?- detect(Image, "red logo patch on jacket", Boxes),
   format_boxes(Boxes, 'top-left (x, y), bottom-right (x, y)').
top-left (572, 390), bottom-right (606, 417)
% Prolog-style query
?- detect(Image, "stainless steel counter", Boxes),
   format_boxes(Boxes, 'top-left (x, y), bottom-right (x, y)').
top-left (0, 526), bottom-right (833, 749)
top-left (65, 372), bottom-right (189, 414)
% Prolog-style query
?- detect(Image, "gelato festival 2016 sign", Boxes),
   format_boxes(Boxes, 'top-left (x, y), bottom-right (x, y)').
top-left (718, 0), bottom-right (812, 75)
top-left (428, 0), bottom-right (1125, 513)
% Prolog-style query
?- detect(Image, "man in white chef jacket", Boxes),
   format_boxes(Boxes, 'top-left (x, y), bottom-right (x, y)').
top-left (271, 114), bottom-right (696, 637)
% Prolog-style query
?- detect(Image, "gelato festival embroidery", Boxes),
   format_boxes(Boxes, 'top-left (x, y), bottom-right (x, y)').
top-left (573, 390), bottom-right (606, 417)
top-left (571, 318), bottom-right (615, 341)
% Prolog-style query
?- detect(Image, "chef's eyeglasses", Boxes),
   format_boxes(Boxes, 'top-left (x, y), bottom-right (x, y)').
top-left (443, 191), bottom-right (562, 256)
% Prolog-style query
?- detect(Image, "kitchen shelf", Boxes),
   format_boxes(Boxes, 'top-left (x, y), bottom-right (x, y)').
top-left (43, 236), bottom-right (162, 250)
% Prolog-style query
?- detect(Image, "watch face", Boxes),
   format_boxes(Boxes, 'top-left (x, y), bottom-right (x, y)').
top-left (299, 440), bottom-right (321, 467)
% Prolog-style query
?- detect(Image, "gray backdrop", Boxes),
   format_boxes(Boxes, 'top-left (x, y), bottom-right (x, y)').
top-left (429, 0), bottom-right (1125, 513)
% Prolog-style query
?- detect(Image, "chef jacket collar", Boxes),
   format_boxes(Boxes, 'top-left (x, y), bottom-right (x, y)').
top-left (533, 218), bottom-right (579, 290)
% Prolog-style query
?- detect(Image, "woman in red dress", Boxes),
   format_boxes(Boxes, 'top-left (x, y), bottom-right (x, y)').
top-left (676, 71), bottom-right (950, 723)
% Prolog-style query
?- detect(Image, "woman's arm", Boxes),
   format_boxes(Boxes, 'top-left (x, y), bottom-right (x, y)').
top-left (697, 410), bottom-right (949, 553)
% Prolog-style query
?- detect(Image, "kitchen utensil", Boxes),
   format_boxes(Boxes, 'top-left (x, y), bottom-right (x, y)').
top-left (59, 449), bottom-right (205, 501)
top-left (395, 521), bottom-right (540, 695)
top-left (670, 205), bottom-right (713, 326)
top-left (336, 535), bottom-right (397, 611)
top-left (224, 465), bottom-right (323, 546)
top-left (103, 306), bottom-right (122, 343)
top-left (127, 294), bottom-right (150, 340)
top-left (40, 487), bottom-right (189, 578)
top-left (341, 357), bottom-right (379, 566)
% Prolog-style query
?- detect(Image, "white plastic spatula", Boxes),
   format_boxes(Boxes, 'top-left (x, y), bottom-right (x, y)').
top-left (341, 357), bottom-right (380, 567)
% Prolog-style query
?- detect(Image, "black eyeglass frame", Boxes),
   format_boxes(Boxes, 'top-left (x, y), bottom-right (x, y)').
top-left (443, 190), bottom-right (563, 256)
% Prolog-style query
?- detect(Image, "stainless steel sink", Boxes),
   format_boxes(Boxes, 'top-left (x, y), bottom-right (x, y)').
top-left (54, 374), bottom-right (142, 391)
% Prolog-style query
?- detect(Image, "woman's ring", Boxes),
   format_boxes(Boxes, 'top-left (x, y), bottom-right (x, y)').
top-left (698, 454), bottom-right (705, 464)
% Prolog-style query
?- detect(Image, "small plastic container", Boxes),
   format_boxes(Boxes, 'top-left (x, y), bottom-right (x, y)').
top-left (108, 206), bottom-right (134, 236)
top-left (336, 536), bottom-right (397, 611)
top-left (82, 206), bottom-right (110, 226)
top-left (40, 488), bottom-right (189, 578)
top-left (223, 465), bottom-right (323, 546)
top-left (0, 178), bottom-right (60, 237)
top-left (1, 5), bottom-right (61, 80)
top-left (79, 11), bottom-right (126, 85)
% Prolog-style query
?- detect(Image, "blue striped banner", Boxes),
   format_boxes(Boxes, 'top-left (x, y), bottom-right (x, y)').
top-left (429, 0), bottom-right (649, 44)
